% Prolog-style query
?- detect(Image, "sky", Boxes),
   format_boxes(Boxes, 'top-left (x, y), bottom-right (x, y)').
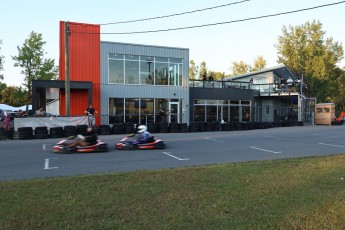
top-left (1, 0), bottom-right (344, 87)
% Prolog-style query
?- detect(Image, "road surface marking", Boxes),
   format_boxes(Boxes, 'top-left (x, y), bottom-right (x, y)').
top-left (264, 135), bottom-right (284, 140)
top-left (163, 152), bottom-right (189, 161)
top-left (318, 143), bottom-right (345, 148)
top-left (205, 138), bottom-right (224, 143)
top-left (250, 146), bottom-right (282, 154)
top-left (42, 144), bottom-right (51, 151)
top-left (44, 158), bottom-right (59, 170)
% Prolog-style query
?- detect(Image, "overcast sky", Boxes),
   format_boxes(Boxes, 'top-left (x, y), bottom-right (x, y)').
top-left (1, 0), bottom-right (344, 86)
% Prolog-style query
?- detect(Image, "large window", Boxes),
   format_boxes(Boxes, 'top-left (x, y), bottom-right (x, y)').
top-left (109, 54), bottom-right (183, 86)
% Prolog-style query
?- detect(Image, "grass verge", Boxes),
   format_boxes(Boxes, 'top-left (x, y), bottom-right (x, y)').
top-left (1, 155), bottom-right (345, 229)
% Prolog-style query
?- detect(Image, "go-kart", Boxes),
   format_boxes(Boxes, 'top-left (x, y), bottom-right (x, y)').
top-left (52, 135), bottom-right (108, 154)
top-left (116, 134), bottom-right (165, 150)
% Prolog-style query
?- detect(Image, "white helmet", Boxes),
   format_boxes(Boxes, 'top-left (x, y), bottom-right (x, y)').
top-left (137, 125), bottom-right (147, 134)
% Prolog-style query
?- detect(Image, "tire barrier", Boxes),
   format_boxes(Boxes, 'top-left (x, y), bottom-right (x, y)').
top-left (221, 123), bottom-right (231, 131)
top-left (77, 125), bottom-right (88, 135)
top-left (206, 122), bottom-right (215, 131)
top-left (112, 123), bottom-right (124, 134)
top-left (158, 122), bottom-right (169, 133)
top-left (124, 122), bottom-right (135, 134)
top-left (189, 122), bottom-right (199, 132)
top-left (147, 123), bottom-right (158, 133)
top-left (50, 127), bottom-right (64, 138)
top-left (0, 128), bottom-right (13, 140)
top-left (18, 127), bottom-right (34, 140)
top-left (179, 123), bottom-right (189, 133)
top-left (99, 125), bottom-right (111, 135)
top-left (64, 125), bottom-right (77, 137)
top-left (35, 126), bottom-right (49, 139)
top-left (169, 123), bottom-right (179, 133)
top-left (198, 122), bottom-right (206, 132)
top-left (233, 122), bottom-right (242, 130)
top-left (257, 122), bottom-right (268, 129)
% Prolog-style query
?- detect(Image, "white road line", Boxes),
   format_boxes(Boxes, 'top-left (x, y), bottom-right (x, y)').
top-left (250, 146), bottom-right (282, 154)
top-left (42, 144), bottom-right (51, 151)
top-left (264, 135), bottom-right (283, 140)
top-left (44, 158), bottom-right (59, 170)
top-left (318, 143), bottom-right (345, 148)
top-left (205, 138), bottom-right (224, 143)
top-left (163, 152), bottom-right (189, 161)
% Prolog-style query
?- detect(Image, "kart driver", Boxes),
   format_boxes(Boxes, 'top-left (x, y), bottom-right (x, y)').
top-left (66, 127), bottom-right (98, 149)
top-left (132, 125), bottom-right (152, 145)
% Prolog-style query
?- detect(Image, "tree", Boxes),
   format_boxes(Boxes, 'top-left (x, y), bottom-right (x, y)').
top-left (231, 60), bottom-right (250, 75)
top-left (199, 61), bottom-right (208, 79)
top-left (275, 20), bottom-right (344, 102)
top-left (250, 55), bottom-right (267, 72)
top-left (12, 31), bottom-right (58, 108)
top-left (0, 86), bottom-right (27, 106)
top-left (189, 59), bottom-right (199, 80)
top-left (0, 40), bottom-right (4, 81)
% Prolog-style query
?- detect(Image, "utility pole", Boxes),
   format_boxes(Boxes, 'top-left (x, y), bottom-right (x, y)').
top-left (64, 21), bottom-right (70, 116)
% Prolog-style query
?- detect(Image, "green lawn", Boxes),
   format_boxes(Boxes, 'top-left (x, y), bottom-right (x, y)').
top-left (1, 155), bottom-right (345, 230)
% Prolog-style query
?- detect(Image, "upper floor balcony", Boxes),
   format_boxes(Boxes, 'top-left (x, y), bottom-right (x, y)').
top-left (189, 80), bottom-right (306, 96)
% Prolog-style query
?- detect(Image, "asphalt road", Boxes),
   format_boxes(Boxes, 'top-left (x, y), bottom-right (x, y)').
top-left (1, 125), bottom-right (345, 181)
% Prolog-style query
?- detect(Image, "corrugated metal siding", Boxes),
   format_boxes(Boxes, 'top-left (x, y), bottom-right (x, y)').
top-left (60, 90), bottom-right (88, 116)
top-left (100, 42), bottom-right (190, 123)
top-left (59, 21), bottom-right (101, 124)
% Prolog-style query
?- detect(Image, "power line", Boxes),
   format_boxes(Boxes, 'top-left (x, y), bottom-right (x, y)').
top-left (98, 1), bottom-right (345, 35)
top-left (100, 0), bottom-right (251, 25)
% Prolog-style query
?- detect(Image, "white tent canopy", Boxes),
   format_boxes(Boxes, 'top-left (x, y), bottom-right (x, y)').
top-left (0, 104), bottom-right (32, 111)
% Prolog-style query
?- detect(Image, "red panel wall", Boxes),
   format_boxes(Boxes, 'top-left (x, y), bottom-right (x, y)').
top-left (59, 21), bottom-right (101, 124)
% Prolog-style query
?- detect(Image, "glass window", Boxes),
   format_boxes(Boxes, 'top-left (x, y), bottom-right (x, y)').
top-left (109, 53), bottom-right (124, 59)
top-left (207, 106), bottom-right (217, 122)
top-left (170, 58), bottom-right (183, 63)
top-left (194, 105), bottom-right (205, 122)
top-left (230, 101), bottom-right (239, 122)
top-left (109, 98), bottom-right (124, 123)
top-left (156, 57), bottom-right (168, 62)
top-left (139, 98), bottom-right (154, 124)
top-left (140, 61), bottom-right (154, 85)
top-left (242, 106), bottom-right (250, 122)
top-left (155, 62), bottom-right (169, 85)
top-left (125, 98), bottom-right (139, 123)
top-left (265, 105), bottom-right (270, 115)
top-left (109, 59), bottom-right (124, 84)
top-left (125, 60), bottom-right (139, 84)
top-left (125, 55), bottom-right (139, 60)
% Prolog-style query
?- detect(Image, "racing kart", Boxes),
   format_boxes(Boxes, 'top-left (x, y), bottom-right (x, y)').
top-left (52, 135), bottom-right (108, 154)
top-left (116, 135), bottom-right (165, 150)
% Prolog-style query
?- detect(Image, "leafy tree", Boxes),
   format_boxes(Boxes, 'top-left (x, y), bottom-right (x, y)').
top-left (250, 55), bottom-right (267, 72)
top-left (12, 31), bottom-right (58, 109)
top-left (231, 60), bottom-right (250, 75)
top-left (199, 61), bottom-right (208, 79)
top-left (333, 67), bottom-right (345, 111)
top-left (0, 40), bottom-right (4, 81)
top-left (189, 59), bottom-right (199, 79)
top-left (275, 20), bottom-right (344, 102)
top-left (0, 86), bottom-right (27, 106)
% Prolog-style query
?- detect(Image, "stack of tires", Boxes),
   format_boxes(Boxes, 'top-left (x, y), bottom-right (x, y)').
top-left (0, 128), bottom-right (13, 140)
top-left (179, 123), bottom-right (189, 133)
top-left (221, 123), bottom-right (231, 131)
top-left (77, 125), bottom-right (88, 135)
top-left (18, 127), bottom-right (34, 140)
top-left (158, 122), bottom-right (169, 133)
top-left (124, 122), bottom-right (135, 134)
top-left (112, 123), bottom-right (124, 134)
top-left (189, 122), bottom-right (199, 132)
top-left (64, 125), bottom-right (77, 137)
top-left (198, 122), bottom-right (206, 132)
top-left (99, 125), bottom-right (111, 135)
top-left (35, 126), bottom-right (50, 139)
top-left (206, 122), bottom-right (215, 131)
top-left (50, 127), bottom-right (64, 138)
top-left (169, 123), bottom-right (179, 133)
top-left (147, 123), bottom-right (158, 133)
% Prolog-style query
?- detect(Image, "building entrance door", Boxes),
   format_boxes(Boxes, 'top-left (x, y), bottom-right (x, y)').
top-left (169, 102), bottom-right (180, 123)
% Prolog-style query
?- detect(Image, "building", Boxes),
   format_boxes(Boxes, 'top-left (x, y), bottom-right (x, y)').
top-left (32, 21), bottom-right (313, 126)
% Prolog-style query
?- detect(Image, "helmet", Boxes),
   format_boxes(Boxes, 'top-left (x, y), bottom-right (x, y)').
top-left (137, 125), bottom-right (147, 134)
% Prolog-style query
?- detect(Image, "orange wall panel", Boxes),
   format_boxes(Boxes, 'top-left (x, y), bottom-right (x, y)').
top-left (59, 21), bottom-right (101, 125)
